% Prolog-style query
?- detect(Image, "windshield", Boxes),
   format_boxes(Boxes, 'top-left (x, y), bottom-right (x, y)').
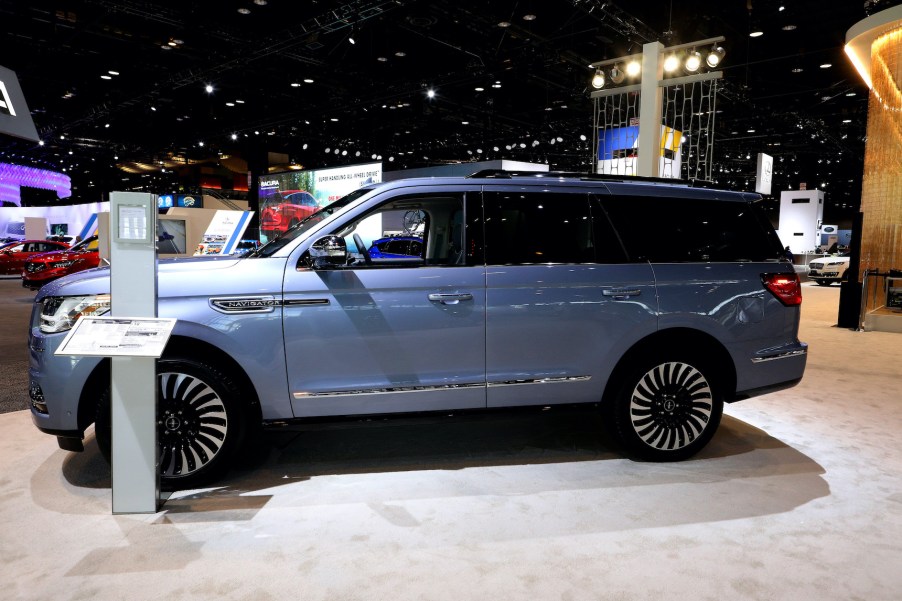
top-left (248, 186), bottom-right (375, 258)
top-left (67, 236), bottom-right (98, 252)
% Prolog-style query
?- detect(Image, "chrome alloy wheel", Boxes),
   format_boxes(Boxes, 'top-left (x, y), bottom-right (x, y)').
top-left (158, 371), bottom-right (229, 478)
top-left (628, 361), bottom-right (713, 451)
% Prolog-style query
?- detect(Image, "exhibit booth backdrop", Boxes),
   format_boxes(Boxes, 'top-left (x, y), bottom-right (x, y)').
top-left (0, 202), bottom-right (107, 241)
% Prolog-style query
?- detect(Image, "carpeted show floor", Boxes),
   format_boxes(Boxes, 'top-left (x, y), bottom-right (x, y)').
top-left (0, 278), bottom-right (900, 600)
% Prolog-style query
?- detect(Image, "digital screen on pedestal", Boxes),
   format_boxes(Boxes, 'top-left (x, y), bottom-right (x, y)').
top-left (257, 162), bottom-right (382, 243)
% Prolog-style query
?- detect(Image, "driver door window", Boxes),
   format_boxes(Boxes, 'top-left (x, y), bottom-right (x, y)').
top-left (335, 195), bottom-right (465, 266)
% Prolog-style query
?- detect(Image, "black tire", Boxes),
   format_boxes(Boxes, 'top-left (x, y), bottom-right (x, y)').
top-left (95, 356), bottom-right (247, 490)
top-left (612, 356), bottom-right (723, 461)
top-left (815, 280), bottom-right (831, 286)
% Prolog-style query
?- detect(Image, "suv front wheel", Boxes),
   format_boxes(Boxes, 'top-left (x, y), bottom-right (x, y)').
top-left (95, 356), bottom-right (247, 489)
top-left (612, 356), bottom-right (724, 461)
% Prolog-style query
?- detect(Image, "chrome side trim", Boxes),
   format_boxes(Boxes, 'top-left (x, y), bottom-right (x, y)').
top-left (284, 298), bottom-right (330, 306)
top-left (293, 376), bottom-right (592, 399)
top-left (487, 375), bottom-right (592, 387)
top-left (751, 349), bottom-right (808, 363)
top-left (293, 382), bottom-right (485, 399)
top-left (210, 296), bottom-right (331, 313)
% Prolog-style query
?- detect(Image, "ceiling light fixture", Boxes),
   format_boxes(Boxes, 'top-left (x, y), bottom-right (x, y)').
top-left (426, 89), bottom-right (436, 98)
top-left (749, 29), bottom-right (763, 38)
top-left (523, 14), bottom-right (536, 21)
top-left (108, 70), bottom-right (119, 75)
top-left (609, 64), bottom-right (625, 84)
top-left (782, 24), bottom-right (797, 31)
top-left (820, 63), bottom-right (832, 69)
top-left (205, 84), bottom-right (214, 93)
top-left (303, 78), bottom-right (314, 83)
top-left (625, 59), bottom-right (641, 77)
top-left (705, 45), bottom-right (726, 68)
top-left (291, 82), bottom-right (301, 87)
top-left (663, 53), bottom-right (680, 73)
top-left (231, 133), bottom-right (238, 140)
top-left (101, 75), bottom-right (112, 80)
top-left (238, 8), bottom-right (250, 14)
top-left (591, 69), bottom-right (605, 89)
top-left (498, 21), bottom-right (511, 28)
top-left (395, 51), bottom-right (406, 57)
top-left (684, 50), bottom-right (702, 73)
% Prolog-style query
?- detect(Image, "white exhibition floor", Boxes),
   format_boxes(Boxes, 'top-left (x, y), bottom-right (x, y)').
top-left (1, 283), bottom-right (901, 601)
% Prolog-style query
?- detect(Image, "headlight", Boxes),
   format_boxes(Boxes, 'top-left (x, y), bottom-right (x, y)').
top-left (40, 294), bottom-right (111, 333)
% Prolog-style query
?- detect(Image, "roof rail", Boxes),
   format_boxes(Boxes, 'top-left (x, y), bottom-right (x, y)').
top-left (466, 169), bottom-right (698, 186)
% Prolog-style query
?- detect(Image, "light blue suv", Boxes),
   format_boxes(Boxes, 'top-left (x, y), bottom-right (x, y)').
top-left (28, 172), bottom-right (807, 488)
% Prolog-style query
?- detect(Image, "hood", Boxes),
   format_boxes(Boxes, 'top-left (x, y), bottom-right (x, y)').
top-left (35, 254), bottom-right (245, 301)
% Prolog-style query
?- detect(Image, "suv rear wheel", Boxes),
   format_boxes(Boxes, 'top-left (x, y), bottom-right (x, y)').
top-left (612, 356), bottom-right (723, 461)
top-left (95, 356), bottom-right (246, 489)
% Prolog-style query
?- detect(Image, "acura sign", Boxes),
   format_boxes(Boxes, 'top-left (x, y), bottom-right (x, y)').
top-left (0, 65), bottom-right (39, 142)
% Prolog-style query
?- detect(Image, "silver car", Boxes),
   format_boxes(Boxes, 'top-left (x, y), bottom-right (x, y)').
top-left (28, 172), bottom-right (808, 488)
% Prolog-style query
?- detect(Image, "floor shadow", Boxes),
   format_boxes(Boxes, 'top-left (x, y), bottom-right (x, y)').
top-left (48, 408), bottom-right (828, 528)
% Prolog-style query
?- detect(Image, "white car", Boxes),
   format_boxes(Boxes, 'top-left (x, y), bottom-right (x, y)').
top-left (808, 253), bottom-right (851, 286)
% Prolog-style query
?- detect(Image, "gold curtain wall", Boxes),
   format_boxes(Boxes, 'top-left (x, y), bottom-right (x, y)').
top-left (861, 28), bottom-right (902, 274)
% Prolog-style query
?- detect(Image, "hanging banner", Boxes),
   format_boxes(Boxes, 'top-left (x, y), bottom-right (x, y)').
top-left (0, 65), bottom-right (39, 142)
top-left (756, 153), bottom-right (774, 196)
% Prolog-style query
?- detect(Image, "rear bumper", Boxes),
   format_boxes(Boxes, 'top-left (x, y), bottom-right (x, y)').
top-left (734, 341), bottom-right (808, 400)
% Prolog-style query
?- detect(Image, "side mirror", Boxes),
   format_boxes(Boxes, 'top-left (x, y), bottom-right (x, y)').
top-left (306, 235), bottom-right (348, 269)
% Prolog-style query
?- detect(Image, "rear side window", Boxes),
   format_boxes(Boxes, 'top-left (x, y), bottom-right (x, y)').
top-left (599, 194), bottom-right (783, 262)
top-left (483, 191), bottom-right (596, 265)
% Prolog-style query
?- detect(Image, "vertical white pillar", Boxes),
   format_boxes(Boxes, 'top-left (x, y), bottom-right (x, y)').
top-left (109, 192), bottom-right (159, 514)
top-left (637, 41), bottom-right (665, 178)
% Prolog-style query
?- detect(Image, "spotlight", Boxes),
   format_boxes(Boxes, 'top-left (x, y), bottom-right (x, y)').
top-left (663, 53), bottom-right (680, 73)
top-left (684, 50), bottom-right (702, 73)
top-left (609, 64), bottom-right (626, 84)
top-left (706, 45), bottom-right (726, 68)
top-left (625, 59), bottom-right (641, 77)
top-left (204, 84), bottom-right (214, 94)
top-left (591, 69), bottom-right (605, 89)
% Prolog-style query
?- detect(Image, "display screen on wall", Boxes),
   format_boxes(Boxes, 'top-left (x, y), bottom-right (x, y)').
top-left (257, 162), bottom-right (382, 243)
top-left (157, 219), bottom-right (187, 254)
top-left (158, 194), bottom-right (203, 209)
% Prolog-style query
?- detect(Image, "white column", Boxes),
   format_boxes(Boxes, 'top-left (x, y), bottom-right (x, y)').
top-left (637, 41), bottom-right (664, 178)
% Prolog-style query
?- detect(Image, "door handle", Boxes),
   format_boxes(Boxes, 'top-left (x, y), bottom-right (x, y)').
top-left (602, 288), bottom-right (642, 299)
top-left (428, 292), bottom-right (473, 305)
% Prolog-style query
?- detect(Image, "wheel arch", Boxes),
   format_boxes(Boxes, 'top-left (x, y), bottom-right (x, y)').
top-left (601, 327), bottom-right (738, 407)
top-left (76, 335), bottom-right (262, 431)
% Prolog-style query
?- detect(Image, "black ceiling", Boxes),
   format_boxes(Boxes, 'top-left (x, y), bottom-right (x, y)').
top-left (0, 0), bottom-right (884, 222)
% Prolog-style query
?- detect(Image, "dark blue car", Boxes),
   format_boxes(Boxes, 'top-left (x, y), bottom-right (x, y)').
top-left (367, 236), bottom-right (423, 259)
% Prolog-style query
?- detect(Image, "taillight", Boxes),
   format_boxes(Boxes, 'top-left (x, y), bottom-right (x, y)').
top-left (762, 272), bottom-right (802, 306)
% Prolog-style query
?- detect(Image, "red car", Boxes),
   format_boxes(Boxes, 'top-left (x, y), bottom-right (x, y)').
top-left (0, 239), bottom-right (69, 275)
top-left (22, 235), bottom-right (100, 290)
top-left (260, 190), bottom-right (319, 240)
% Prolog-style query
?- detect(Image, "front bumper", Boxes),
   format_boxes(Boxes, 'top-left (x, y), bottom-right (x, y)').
top-left (28, 325), bottom-right (102, 439)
